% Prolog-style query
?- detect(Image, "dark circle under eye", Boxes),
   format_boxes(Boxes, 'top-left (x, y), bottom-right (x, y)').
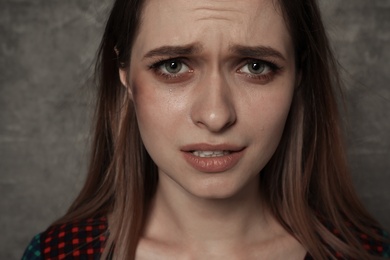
top-left (248, 62), bottom-right (265, 74)
top-left (165, 61), bottom-right (182, 74)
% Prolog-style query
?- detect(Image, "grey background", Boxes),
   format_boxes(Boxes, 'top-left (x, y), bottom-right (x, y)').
top-left (0, 0), bottom-right (389, 259)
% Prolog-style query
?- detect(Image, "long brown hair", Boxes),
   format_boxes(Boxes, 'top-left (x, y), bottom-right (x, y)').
top-left (54, 0), bottom-right (385, 259)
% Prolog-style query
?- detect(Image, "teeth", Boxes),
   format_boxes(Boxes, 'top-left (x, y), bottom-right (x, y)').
top-left (192, 150), bottom-right (230, 157)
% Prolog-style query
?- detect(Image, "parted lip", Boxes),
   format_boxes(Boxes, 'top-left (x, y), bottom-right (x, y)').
top-left (181, 143), bottom-right (246, 173)
top-left (180, 143), bottom-right (245, 152)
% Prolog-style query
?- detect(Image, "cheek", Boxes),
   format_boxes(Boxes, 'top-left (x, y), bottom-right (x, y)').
top-left (132, 83), bottom-right (169, 164)
top-left (131, 79), bottom-right (162, 133)
top-left (131, 67), bottom-right (193, 123)
top-left (130, 75), bottom-right (185, 146)
top-left (247, 87), bottom-right (294, 145)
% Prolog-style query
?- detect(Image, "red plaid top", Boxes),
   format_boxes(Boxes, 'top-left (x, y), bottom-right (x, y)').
top-left (23, 217), bottom-right (108, 260)
top-left (22, 217), bottom-right (389, 259)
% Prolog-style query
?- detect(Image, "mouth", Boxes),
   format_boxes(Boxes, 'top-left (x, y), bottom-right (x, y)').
top-left (191, 150), bottom-right (231, 157)
top-left (181, 143), bottom-right (245, 173)
top-left (181, 143), bottom-right (244, 153)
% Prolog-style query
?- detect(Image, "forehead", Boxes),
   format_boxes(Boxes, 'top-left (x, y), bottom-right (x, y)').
top-left (133, 0), bottom-right (291, 58)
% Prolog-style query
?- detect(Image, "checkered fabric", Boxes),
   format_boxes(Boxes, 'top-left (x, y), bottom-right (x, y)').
top-left (304, 223), bottom-right (390, 259)
top-left (22, 234), bottom-right (42, 260)
top-left (22, 216), bottom-right (389, 259)
top-left (41, 217), bottom-right (108, 260)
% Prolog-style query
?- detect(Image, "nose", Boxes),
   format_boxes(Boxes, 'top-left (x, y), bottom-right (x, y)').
top-left (190, 72), bottom-right (237, 133)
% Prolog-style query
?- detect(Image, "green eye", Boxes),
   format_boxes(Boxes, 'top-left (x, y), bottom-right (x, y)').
top-left (164, 61), bottom-right (183, 74)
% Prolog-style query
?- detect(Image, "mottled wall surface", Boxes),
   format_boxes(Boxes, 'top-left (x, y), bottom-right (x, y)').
top-left (320, 0), bottom-right (390, 229)
top-left (0, 0), bottom-right (389, 259)
top-left (0, 1), bottom-right (110, 259)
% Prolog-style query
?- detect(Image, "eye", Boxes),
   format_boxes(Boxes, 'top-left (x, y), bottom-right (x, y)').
top-left (238, 61), bottom-right (271, 75)
top-left (163, 60), bottom-right (186, 74)
top-left (151, 59), bottom-right (191, 76)
top-left (236, 59), bottom-right (281, 84)
top-left (148, 58), bottom-right (193, 81)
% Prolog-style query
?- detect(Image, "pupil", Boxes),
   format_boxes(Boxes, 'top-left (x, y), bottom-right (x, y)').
top-left (169, 62), bottom-right (178, 69)
top-left (252, 63), bottom-right (260, 71)
top-left (249, 62), bottom-right (264, 74)
top-left (165, 61), bottom-right (182, 73)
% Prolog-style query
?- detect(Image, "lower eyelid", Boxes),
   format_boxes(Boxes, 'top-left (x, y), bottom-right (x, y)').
top-left (150, 58), bottom-right (281, 82)
top-left (237, 65), bottom-right (278, 83)
top-left (153, 67), bottom-right (194, 81)
top-left (159, 61), bottom-right (191, 73)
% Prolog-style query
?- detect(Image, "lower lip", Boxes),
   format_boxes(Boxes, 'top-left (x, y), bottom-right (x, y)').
top-left (182, 150), bottom-right (245, 173)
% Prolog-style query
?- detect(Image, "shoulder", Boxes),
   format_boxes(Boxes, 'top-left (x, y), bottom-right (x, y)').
top-left (358, 228), bottom-right (390, 257)
top-left (22, 234), bottom-right (42, 260)
top-left (365, 228), bottom-right (390, 258)
top-left (326, 221), bottom-right (390, 258)
top-left (305, 218), bottom-right (390, 259)
top-left (337, 222), bottom-right (390, 257)
top-left (23, 217), bottom-right (108, 260)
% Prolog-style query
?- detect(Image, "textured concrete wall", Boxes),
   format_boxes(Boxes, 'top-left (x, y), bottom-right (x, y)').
top-left (0, 0), bottom-right (389, 259)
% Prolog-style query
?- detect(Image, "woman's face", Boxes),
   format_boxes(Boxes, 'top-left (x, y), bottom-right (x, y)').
top-left (122, 0), bottom-right (297, 199)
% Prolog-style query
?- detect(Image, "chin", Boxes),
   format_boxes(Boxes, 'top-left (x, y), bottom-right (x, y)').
top-left (185, 176), bottom-right (252, 200)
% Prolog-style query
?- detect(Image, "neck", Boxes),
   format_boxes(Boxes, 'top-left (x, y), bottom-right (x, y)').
top-left (143, 173), bottom-right (276, 248)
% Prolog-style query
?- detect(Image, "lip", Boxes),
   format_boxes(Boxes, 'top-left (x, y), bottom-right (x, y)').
top-left (181, 143), bottom-right (245, 173)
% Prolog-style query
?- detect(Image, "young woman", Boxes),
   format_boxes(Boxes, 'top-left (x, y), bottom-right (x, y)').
top-left (23, 0), bottom-right (389, 259)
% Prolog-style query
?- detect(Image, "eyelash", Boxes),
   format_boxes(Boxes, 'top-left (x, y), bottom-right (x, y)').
top-left (237, 59), bottom-right (281, 81)
top-left (148, 57), bottom-right (191, 80)
top-left (148, 58), bottom-right (282, 82)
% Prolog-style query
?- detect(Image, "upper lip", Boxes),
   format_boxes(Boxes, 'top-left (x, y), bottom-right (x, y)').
top-left (180, 143), bottom-right (245, 152)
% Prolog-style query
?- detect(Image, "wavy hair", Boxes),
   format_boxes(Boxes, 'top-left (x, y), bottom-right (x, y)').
top-left (54, 0), bottom-right (384, 259)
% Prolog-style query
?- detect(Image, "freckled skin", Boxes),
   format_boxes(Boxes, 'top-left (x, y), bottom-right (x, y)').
top-left (120, 0), bottom-right (305, 258)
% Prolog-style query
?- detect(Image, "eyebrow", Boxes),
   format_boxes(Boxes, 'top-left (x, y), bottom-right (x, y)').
top-left (142, 43), bottom-right (286, 61)
top-left (229, 45), bottom-right (286, 61)
top-left (143, 43), bottom-right (203, 59)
